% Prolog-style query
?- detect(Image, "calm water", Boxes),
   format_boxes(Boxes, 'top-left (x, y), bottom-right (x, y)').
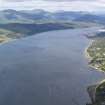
top-left (0, 28), bottom-right (105, 105)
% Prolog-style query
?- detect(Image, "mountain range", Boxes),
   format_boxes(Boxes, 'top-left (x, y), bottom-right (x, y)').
top-left (0, 9), bottom-right (105, 24)
top-left (0, 9), bottom-right (104, 43)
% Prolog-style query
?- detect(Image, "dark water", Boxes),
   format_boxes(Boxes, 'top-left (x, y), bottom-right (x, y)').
top-left (0, 28), bottom-right (104, 105)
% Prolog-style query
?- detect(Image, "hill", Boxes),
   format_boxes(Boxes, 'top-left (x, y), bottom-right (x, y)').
top-left (0, 9), bottom-right (105, 24)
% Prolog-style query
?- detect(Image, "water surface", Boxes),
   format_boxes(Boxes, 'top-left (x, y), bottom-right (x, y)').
top-left (0, 28), bottom-right (105, 105)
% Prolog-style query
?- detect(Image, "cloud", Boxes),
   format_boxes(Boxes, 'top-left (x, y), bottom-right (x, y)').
top-left (43, 0), bottom-right (94, 1)
top-left (3, 0), bottom-right (32, 2)
top-left (0, 0), bottom-right (105, 12)
top-left (41, 0), bottom-right (88, 1)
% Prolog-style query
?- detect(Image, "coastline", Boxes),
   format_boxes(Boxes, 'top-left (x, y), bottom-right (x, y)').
top-left (85, 39), bottom-right (105, 73)
top-left (85, 40), bottom-right (105, 104)
top-left (0, 29), bottom-right (74, 46)
top-left (1, 27), bottom-right (105, 74)
top-left (0, 27), bottom-right (104, 105)
top-left (0, 39), bottom-right (13, 46)
top-left (85, 40), bottom-right (94, 61)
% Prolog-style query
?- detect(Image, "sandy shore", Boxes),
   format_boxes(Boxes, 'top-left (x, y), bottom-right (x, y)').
top-left (0, 39), bottom-right (12, 45)
top-left (84, 40), bottom-right (94, 61)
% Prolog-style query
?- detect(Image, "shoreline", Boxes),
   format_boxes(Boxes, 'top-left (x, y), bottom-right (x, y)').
top-left (85, 40), bottom-right (105, 104)
top-left (0, 26), bottom-right (99, 46)
top-left (0, 29), bottom-right (73, 46)
top-left (85, 40), bottom-right (94, 61)
top-left (0, 39), bottom-right (14, 46)
top-left (85, 39), bottom-right (105, 73)
top-left (1, 27), bottom-right (105, 74)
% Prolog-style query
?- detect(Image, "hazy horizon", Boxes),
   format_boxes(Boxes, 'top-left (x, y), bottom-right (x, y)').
top-left (0, 0), bottom-right (105, 13)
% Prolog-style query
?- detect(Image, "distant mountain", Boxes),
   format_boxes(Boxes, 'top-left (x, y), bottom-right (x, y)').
top-left (0, 23), bottom-right (75, 36)
top-left (0, 9), bottom-right (105, 25)
top-left (52, 11), bottom-right (82, 20)
top-left (0, 9), bottom-right (102, 43)
top-left (75, 14), bottom-right (105, 24)
top-left (0, 9), bottom-right (37, 23)
top-left (0, 9), bottom-right (50, 23)
top-left (0, 21), bottom-right (96, 42)
top-left (0, 22), bottom-right (87, 43)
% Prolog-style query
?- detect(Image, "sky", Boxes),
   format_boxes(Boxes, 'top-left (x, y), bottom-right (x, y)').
top-left (0, 0), bottom-right (105, 12)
